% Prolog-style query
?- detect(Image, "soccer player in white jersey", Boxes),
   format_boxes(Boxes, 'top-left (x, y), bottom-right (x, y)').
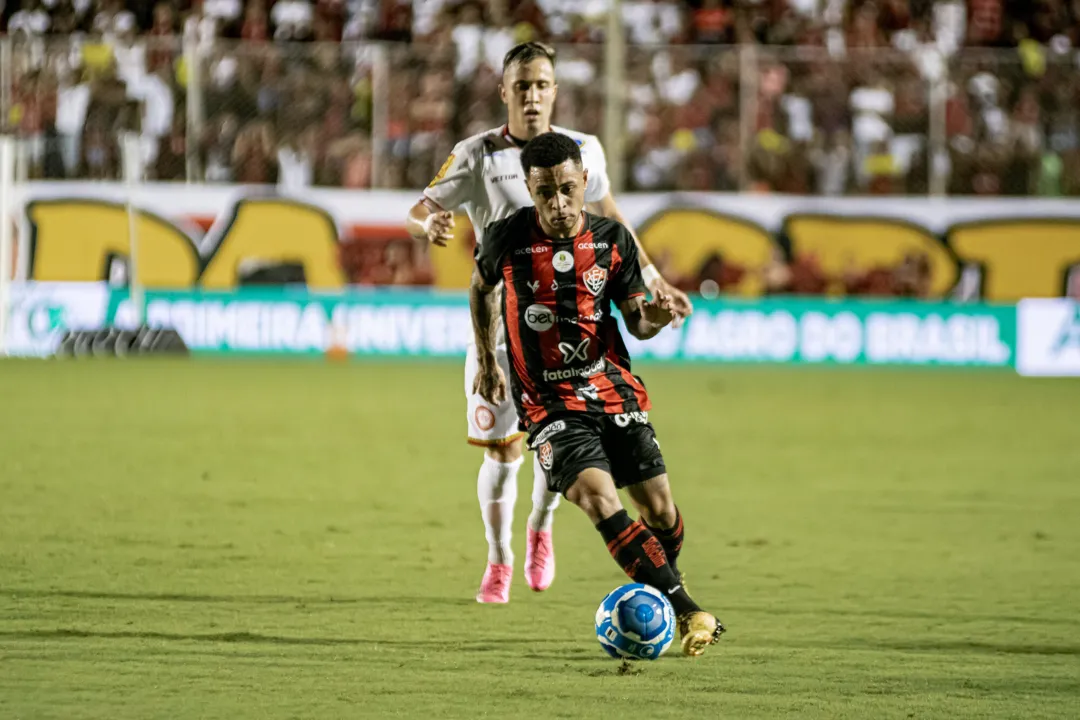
top-left (405, 42), bottom-right (693, 604)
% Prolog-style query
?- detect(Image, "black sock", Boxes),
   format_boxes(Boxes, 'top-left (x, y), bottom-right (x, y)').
top-left (643, 506), bottom-right (684, 572)
top-left (595, 510), bottom-right (700, 616)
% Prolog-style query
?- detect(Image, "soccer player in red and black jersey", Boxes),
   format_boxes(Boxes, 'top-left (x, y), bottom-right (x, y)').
top-left (470, 132), bottom-right (725, 657)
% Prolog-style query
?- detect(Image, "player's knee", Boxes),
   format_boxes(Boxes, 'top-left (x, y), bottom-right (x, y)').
top-left (486, 439), bottom-right (523, 464)
top-left (566, 470), bottom-right (622, 523)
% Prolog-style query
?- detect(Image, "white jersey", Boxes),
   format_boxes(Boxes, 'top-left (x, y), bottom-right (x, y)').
top-left (421, 124), bottom-right (611, 247)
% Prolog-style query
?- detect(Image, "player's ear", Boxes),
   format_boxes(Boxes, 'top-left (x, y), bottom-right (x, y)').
top-left (582, 167), bottom-right (588, 186)
top-left (499, 82), bottom-right (508, 105)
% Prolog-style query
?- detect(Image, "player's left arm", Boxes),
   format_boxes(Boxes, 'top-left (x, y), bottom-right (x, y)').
top-left (609, 225), bottom-right (676, 340)
top-left (583, 140), bottom-right (693, 325)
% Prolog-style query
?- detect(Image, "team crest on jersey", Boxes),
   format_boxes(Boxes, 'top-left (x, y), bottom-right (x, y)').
top-left (428, 154), bottom-right (455, 188)
top-left (538, 441), bottom-right (554, 470)
top-left (552, 251), bottom-right (574, 273)
top-left (583, 265), bottom-right (608, 296)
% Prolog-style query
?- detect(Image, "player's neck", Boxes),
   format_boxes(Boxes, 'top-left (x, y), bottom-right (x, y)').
top-left (537, 211), bottom-right (585, 240)
top-left (505, 123), bottom-right (550, 146)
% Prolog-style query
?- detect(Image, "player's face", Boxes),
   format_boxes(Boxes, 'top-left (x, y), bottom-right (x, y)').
top-left (527, 160), bottom-right (589, 237)
top-left (500, 59), bottom-right (557, 139)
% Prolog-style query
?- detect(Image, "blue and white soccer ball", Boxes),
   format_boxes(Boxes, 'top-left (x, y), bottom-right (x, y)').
top-left (594, 583), bottom-right (676, 660)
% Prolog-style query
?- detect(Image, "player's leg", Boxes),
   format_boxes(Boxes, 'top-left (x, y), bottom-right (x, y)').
top-left (467, 344), bottom-right (526, 604)
top-left (525, 442), bottom-right (559, 592)
top-left (539, 417), bottom-right (705, 641)
top-left (604, 416), bottom-right (725, 656)
top-left (625, 474), bottom-right (684, 577)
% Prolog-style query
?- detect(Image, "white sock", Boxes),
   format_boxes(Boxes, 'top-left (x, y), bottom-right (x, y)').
top-left (477, 454), bottom-right (523, 565)
top-left (528, 454), bottom-right (560, 533)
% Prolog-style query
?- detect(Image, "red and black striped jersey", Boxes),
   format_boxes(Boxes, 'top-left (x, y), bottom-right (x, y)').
top-left (476, 207), bottom-right (651, 430)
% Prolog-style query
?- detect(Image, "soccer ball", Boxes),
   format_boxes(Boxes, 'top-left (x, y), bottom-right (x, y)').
top-left (594, 583), bottom-right (675, 660)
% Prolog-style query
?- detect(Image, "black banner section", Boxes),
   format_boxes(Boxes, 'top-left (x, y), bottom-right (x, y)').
top-left (55, 327), bottom-right (190, 358)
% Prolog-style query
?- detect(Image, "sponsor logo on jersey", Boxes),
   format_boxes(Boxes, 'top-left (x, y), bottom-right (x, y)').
top-left (612, 411), bottom-right (648, 427)
top-left (491, 174), bottom-right (521, 183)
top-left (559, 310), bottom-right (603, 325)
top-left (525, 304), bottom-right (555, 332)
top-left (534, 420), bottom-right (566, 445)
top-left (542, 358), bottom-right (605, 382)
top-left (527, 280), bottom-right (541, 293)
top-left (474, 406), bottom-right (496, 431)
top-left (538, 441), bottom-right (554, 470)
top-left (515, 245), bottom-right (551, 255)
top-left (577, 242), bottom-right (609, 250)
top-left (428, 154), bottom-right (455, 187)
top-left (583, 265), bottom-right (608, 296)
top-left (551, 280), bottom-right (576, 291)
top-left (552, 251), bottom-right (574, 273)
top-left (558, 337), bottom-right (590, 363)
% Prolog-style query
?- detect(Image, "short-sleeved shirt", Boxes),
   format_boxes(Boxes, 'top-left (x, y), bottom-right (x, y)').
top-left (422, 124), bottom-right (611, 248)
top-left (475, 207), bottom-right (650, 429)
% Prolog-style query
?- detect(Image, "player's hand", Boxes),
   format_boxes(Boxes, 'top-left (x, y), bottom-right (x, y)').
top-left (642, 291), bottom-right (676, 328)
top-left (423, 211), bottom-right (455, 247)
top-left (647, 275), bottom-right (693, 328)
top-left (473, 361), bottom-right (507, 405)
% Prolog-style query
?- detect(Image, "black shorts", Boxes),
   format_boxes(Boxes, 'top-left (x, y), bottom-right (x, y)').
top-left (527, 412), bottom-right (667, 496)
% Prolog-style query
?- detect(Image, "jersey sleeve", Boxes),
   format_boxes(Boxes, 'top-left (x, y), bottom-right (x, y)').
top-left (422, 141), bottom-right (475, 212)
top-left (474, 217), bottom-right (513, 288)
top-left (608, 224), bottom-right (647, 303)
top-left (582, 137), bottom-right (611, 204)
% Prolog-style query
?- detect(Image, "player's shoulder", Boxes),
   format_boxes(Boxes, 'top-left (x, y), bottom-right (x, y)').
top-left (551, 125), bottom-right (601, 149)
top-left (586, 212), bottom-right (628, 242)
top-left (483, 206), bottom-right (533, 245)
top-left (452, 126), bottom-right (507, 159)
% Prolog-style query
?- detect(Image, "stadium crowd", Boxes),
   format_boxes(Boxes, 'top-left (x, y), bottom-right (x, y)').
top-left (2, 0), bottom-right (1079, 196)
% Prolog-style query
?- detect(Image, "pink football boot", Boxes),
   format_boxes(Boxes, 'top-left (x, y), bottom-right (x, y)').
top-left (475, 563), bottom-right (512, 604)
top-left (525, 528), bottom-right (555, 592)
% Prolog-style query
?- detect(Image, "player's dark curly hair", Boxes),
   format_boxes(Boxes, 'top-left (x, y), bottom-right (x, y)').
top-left (520, 132), bottom-right (582, 175)
top-left (502, 42), bottom-right (556, 73)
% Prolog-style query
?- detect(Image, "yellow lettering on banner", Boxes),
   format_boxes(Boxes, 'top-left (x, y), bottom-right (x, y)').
top-left (784, 215), bottom-right (957, 296)
top-left (29, 198), bottom-right (345, 289)
top-left (199, 199), bottom-right (345, 289)
top-left (948, 221), bottom-right (1080, 300)
top-left (639, 210), bottom-right (775, 296)
top-left (29, 200), bottom-right (199, 287)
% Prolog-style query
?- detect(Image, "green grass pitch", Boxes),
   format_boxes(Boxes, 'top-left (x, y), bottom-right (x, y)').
top-left (1, 359), bottom-right (1079, 719)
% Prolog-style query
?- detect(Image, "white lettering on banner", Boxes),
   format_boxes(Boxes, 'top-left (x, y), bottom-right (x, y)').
top-left (684, 310), bottom-right (798, 360)
top-left (140, 298), bottom-right (471, 354)
top-left (865, 314), bottom-right (1009, 364)
top-left (800, 312), bottom-right (862, 362)
top-left (206, 303), bottom-right (238, 349)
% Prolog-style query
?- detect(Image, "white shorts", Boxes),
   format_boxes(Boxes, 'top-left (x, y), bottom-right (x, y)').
top-left (465, 342), bottom-right (525, 447)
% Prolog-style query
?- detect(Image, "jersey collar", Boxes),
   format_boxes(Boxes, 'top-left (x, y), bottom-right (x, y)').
top-left (531, 208), bottom-right (590, 243)
top-left (502, 124), bottom-right (553, 148)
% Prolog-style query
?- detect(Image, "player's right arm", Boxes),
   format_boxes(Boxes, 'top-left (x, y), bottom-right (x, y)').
top-left (469, 218), bottom-right (512, 405)
top-left (405, 143), bottom-right (475, 247)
